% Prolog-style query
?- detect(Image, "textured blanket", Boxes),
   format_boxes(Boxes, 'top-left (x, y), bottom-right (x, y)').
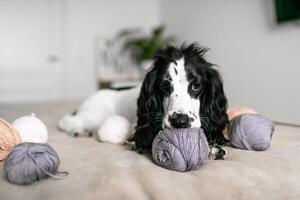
top-left (0, 102), bottom-right (300, 200)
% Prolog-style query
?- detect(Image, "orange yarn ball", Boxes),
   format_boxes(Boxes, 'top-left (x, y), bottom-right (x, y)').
top-left (0, 118), bottom-right (21, 162)
top-left (227, 107), bottom-right (257, 121)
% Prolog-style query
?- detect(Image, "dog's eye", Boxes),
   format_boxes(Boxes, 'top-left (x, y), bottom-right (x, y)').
top-left (161, 80), bottom-right (171, 90)
top-left (191, 81), bottom-right (201, 92)
top-left (160, 79), bottom-right (172, 94)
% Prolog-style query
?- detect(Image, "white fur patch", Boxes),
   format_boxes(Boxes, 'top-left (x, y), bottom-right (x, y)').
top-left (163, 58), bottom-right (201, 128)
top-left (97, 115), bottom-right (133, 144)
top-left (58, 87), bottom-right (139, 137)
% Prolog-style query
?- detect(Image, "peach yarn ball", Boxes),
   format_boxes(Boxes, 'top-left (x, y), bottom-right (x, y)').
top-left (0, 118), bottom-right (21, 162)
top-left (227, 107), bottom-right (257, 121)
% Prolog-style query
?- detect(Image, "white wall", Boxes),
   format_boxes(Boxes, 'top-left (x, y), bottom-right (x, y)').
top-left (0, 0), bottom-right (65, 103)
top-left (64, 0), bottom-right (161, 99)
top-left (0, 0), bottom-right (161, 102)
top-left (161, 0), bottom-right (300, 124)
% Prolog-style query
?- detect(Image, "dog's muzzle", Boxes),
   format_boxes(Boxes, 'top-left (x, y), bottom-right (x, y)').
top-left (169, 112), bottom-right (193, 128)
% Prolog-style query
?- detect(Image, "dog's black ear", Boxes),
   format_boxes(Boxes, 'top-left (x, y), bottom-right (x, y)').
top-left (200, 66), bottom-right (228, 145)
top-left (134, 66), bottom-right (163, 151)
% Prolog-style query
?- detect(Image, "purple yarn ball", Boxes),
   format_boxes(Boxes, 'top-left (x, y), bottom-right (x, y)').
top-left (4, 142), bottom-right (61, 185)
top-left (152, 128), bottom-right (209, 172)
top-left (229, 114), bottom-right (274, 151)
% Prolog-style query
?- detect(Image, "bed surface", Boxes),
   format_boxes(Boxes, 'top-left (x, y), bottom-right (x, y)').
top-left (1, 102), bottom-right (300, 200)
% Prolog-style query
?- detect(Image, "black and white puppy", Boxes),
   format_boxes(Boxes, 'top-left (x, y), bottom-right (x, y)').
top-left (58, 43), bottom-right (228, 160)
top-left (133, 43), bottom-right (228, 159)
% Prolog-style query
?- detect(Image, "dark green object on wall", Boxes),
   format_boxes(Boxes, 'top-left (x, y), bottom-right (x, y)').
top-left (275, 0), bottom-right (300, 23)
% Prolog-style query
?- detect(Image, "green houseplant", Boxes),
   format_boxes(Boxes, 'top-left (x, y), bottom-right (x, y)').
top-left (122, 25), bottom-right (176, 65)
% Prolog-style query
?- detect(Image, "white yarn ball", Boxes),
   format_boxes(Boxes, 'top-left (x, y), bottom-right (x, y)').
top-left (97, 115), bottom-right (132, 144)
top-left (12, 113), bottom-right (48, 143)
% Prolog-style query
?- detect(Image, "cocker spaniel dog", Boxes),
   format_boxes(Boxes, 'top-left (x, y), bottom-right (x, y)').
top-left (58, 43), bottom-right (229, 160)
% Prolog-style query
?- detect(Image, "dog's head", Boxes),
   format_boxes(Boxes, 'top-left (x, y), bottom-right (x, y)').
top-left (134, 43), bottom-right (228, 149)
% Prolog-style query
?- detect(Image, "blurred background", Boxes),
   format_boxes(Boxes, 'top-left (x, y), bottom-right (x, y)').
top-left (0, 0), bottom-right (299, 125)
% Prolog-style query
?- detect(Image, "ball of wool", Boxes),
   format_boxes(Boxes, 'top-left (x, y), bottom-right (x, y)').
top-left (227, 107), bottom-right (257, 121)
top-left (0, 118), bottom-right (21, 162)
top-left (12, 113), bottom-right (48, 143)
top-left (152, 128), bottom-right (209, 172)
top-left (97, 115), bottom-right (132, 144)
top-left (4, 142), bottom-right (61, 185)
top-left (229, 114), bottom-right (274, 151)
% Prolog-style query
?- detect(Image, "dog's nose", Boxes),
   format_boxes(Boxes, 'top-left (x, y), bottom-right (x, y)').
top-left (169, 113), bottom-right (191, 128)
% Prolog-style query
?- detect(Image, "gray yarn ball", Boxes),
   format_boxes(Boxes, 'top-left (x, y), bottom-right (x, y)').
top-left (152, 128), bottom-right (209, 172)
top-left (4, 142), bottom-right (61, 185)
top-left (229, 114), bottom-right (274, 151)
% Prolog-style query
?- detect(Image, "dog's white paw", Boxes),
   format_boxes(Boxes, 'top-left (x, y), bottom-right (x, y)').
top-left (58, 114), bottom-right (88, 137)
top-left (97, 115), bottom-right (133, 144)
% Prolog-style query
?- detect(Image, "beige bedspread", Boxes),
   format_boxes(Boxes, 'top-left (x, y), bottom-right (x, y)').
top-left (0, 102), bottom-right (300, 200)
